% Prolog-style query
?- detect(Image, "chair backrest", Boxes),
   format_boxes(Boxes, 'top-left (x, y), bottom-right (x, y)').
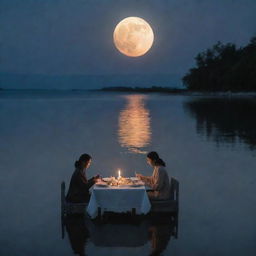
top-left (61, 181), bottom-right (66, 204)
top-left (169, 177), bottom-right (179, 201)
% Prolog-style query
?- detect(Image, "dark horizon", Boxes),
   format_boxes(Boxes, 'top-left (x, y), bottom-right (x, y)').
top-left (0, 73), bottom-right (183, 89)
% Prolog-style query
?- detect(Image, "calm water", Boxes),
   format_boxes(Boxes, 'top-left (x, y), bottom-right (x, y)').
top-left (0, 91), bottom-right (256, 256)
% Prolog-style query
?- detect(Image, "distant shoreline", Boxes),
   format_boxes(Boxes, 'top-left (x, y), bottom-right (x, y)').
top-left (97, 86), bottom-right (187, 94)
top-left (1, 87), bottom-right (256, 97)
top-left (95, 86), bottom-right (256, 96)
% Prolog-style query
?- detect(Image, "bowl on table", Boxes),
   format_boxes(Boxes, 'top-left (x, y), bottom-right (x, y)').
top-left (130, 177), bottom-right (139, 181)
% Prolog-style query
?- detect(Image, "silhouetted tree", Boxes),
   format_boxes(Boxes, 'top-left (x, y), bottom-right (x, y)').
top-left (183, 35), bottom-right (256, 91)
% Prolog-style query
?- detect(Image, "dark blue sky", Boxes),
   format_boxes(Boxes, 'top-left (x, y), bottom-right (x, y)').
top-left (1, 0), bottom-right (256, 76)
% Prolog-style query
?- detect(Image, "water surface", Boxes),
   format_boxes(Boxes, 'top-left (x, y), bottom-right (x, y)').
top-left (0, 90), bottom-right (255, 255)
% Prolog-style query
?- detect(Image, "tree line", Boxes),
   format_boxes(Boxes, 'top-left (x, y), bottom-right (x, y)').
top-left (183, 36), bottom-right (256, 91)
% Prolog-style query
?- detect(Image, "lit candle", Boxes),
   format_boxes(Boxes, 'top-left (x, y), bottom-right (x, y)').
top-left (118, 169), bottom-right (121, 179)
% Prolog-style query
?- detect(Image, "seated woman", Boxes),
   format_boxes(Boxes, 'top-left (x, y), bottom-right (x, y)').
top-left (136, 151), bottom-right (170, 200)
top-left (66, 153), bottom-right (100, 203)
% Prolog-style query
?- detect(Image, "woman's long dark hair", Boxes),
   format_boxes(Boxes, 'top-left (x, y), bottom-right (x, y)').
top-left (147, 151), bottom-right (166, 167)
top-left (75, 153), bottom-right (92, 169)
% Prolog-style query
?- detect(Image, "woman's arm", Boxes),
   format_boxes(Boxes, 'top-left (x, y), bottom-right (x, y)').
top-left (140, 175), bottom-right (153, 186)
top-left (79, 173), bottom-right (95, 190)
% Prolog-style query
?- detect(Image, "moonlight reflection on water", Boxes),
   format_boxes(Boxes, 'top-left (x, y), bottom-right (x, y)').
top-left (1, 92), bottom-right (256, 255)
top-left (118, 94), bottom-right (151, 154)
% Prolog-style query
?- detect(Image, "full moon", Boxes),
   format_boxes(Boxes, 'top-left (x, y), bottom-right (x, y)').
top-left (113, 17), bottom-right (154, 57)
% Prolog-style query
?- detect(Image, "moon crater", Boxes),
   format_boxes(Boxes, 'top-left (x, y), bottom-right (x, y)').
top-left (113, 17), bottom-right (154, 57)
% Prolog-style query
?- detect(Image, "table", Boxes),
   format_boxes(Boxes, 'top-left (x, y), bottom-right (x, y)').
top-left (87, 181), bottom-right (151, 218)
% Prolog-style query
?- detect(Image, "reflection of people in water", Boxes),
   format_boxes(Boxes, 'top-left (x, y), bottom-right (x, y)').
top-left (66, 153), bottom-right (100, 203)
top-left (148, 214), bottom-right (177, 256)
top-left (65, 216), bottom-right (90, 256)
top-left (63, 213), bottom-right (178, 256)
top-left (136, 151), bottom-right (170, 200)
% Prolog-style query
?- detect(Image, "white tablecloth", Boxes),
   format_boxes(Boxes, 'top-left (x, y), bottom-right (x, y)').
top-left (87, 185), bottom-right (151, 218)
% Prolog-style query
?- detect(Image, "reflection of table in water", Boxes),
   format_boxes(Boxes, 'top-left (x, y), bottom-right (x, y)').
top-left (63, 213), bottom-right (178, 255)
top-left (86, 218), bottom-right (149, 247)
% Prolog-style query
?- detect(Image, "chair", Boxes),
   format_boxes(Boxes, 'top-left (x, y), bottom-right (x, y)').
top-left (61, 181), bottom-right (88, 217)
top-left (150, 177), bottom-right (179, 213)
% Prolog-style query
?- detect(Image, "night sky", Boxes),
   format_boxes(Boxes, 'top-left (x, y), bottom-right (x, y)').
top-left (0, 0), bottom-right (256, 85)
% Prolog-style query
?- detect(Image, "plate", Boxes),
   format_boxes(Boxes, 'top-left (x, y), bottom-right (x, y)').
top-left (102, 178), bottom-right (112, 182)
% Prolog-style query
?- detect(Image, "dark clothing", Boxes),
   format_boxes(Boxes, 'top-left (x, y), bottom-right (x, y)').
top-left (65, 216), bottom-right (90, 256)
top-left (66, 168), bottom-right (95, 203)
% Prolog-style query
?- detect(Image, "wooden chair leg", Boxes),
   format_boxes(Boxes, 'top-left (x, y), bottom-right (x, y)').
top-left (61, 215), bottom-right (65, 239)
top-left (61, 182), bottom-right (66, 218)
